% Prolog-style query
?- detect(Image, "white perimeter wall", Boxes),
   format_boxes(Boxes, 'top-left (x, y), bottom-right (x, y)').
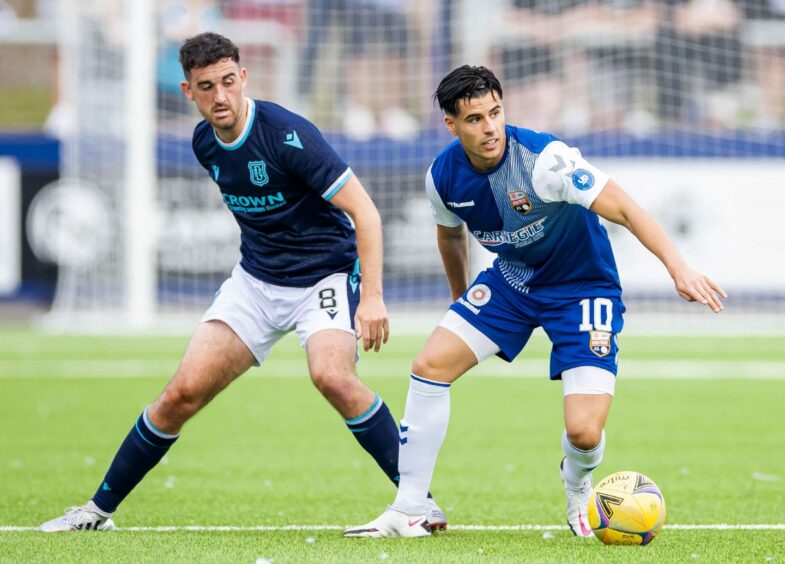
top-left (0, 158), bottom-right (21, 295)
top-left (473, 159), bottom-right (785, 293)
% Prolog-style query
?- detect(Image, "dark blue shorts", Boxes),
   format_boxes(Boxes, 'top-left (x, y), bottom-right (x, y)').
top-left (449, 268), bottom-right (625, 379)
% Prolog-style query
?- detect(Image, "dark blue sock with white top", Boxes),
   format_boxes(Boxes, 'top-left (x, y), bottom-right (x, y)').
top-left (91, 407), bottom-right (179, 513)
top-left (345, 395), bottom-right (402, 485)
top-left (345, 394), bottom-right (435, 500)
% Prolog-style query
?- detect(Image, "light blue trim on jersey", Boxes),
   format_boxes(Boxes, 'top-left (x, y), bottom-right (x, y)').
top-left (350, 258), bottom-right (361, 293)
top-left (410, 374), bottom-right (451, 388)
top-left (322, 167), bottom-right (353, 200)
top-left (213, 97), bottom-right (256, 151)
top-left (283, 129), bottom-right (303, 149)
top-left (143, 406), bottom-right (180, 439)
top-left (345, 394), bottom-right (381, 425)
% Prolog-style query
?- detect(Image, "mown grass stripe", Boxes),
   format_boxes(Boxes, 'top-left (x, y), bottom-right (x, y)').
top-left (1, 359), bottom-right (784, 379)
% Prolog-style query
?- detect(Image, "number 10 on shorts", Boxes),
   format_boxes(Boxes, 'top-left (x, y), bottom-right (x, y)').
top-left (579, 298), bottom-right (615, 358)
top-left (578, 298), bottom-right (613, 332)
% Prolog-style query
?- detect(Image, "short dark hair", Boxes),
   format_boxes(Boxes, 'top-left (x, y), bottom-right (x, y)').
top-left (179, 32), bottom-right (240, 78)
top-left (433, 65), bottom-right (503, 116)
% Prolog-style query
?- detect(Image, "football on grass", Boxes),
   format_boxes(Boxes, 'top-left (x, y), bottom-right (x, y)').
top-left (587, 471), bottom-right (666, 545)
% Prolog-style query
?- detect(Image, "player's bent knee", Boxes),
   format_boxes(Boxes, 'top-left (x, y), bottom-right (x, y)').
top-left (411, 353), bottom-right (455, 382)
top-left (566, 428), bottom-right (603, 451)
top-left (311, 370), bottom-right (360, 402)
top-left (411, 324), bottom-right (481, 381)
top-left (411, 354), bottom-right (437, 380)
top-left (309, 367), bottom-right (338, 390)
top-left (158, 380), bottom-right (209, 422)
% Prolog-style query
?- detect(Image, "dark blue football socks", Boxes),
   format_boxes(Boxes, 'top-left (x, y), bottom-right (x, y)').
top-left (345, 395), bottom-right (433, 499)
top-left (345, 396), bottom-right (400, 485)
top-left (91, 408), bottom-right (178, 513)
top-left (91, 396), bottom-right (425, 515)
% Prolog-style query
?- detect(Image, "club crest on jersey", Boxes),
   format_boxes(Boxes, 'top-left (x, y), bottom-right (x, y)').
top-left (572, 169), bottom-right (594, 191)
top-left (467, 284), bottom-right (492, 307)
top-left (508, 191), bottom-right (533, 214)
top-left (248, 160), bottom-right (269, 187)
top-left (589, 330), bottom-right (612, 357)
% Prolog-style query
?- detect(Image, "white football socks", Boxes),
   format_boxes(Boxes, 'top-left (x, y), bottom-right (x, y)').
top-left (391, 374), bottom-right (451, 515)
top-left (561, 430), bottom-right (605, 488)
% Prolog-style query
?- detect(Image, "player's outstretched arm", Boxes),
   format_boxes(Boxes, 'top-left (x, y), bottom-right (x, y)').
top-left (437, 224), bottom-right (470, 302)
top-left (329, 175), bottom-right (389, 352)
top-left (590, 180), bottom-right (727, 313)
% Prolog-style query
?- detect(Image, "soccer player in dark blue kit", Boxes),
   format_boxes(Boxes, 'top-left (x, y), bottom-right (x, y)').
top-left (345, 65), bottom-right (726, 538)
top-left (39, 32), bottom-right (446, 532)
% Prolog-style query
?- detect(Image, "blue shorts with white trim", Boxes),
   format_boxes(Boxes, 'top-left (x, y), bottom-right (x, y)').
top-left (449, 267), bottom-right (625, 379)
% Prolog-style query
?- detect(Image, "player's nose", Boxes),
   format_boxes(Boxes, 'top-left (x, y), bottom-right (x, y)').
top-left (214, 85), bottom-right (227, 103)
top-left (482, 116), bottom-right (495, 132)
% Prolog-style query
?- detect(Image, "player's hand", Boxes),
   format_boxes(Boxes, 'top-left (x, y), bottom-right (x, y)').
top-left (354, 294), bottom-right (389, 353)
top-left (670, 264), bottom-right (727, 313)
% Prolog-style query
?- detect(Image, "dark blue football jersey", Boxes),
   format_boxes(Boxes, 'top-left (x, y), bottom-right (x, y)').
top-left (192, 98), bottom-right (357, 287)
top-left (427, 125), bottom-right (621, 297)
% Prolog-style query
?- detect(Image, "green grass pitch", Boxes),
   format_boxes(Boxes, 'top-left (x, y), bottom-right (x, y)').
top-left (1, 328), bottom-right (784, 562)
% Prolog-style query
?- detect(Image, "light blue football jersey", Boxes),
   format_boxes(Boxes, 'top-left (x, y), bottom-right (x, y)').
top-left (427, 125), bottom-right (621, 297)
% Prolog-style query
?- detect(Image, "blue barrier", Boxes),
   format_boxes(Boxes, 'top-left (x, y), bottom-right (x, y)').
top-left (4, 128), bottom-right (785, 175)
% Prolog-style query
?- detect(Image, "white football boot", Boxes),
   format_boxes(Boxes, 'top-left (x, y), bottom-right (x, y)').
top-left (39, 502), bottom-right (116, 532)
top-left (425, 498), bottom-right (448, 531)
top-left (560, 458), bottom-right (594, 538)
top-left (343, 507), bottom-right (432, 538)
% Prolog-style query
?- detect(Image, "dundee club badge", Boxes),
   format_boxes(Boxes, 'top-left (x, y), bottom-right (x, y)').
top-left (248, 160), bottom-right (269, 187)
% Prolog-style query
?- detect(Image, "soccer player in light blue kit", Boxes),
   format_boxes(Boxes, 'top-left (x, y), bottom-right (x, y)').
top-left (345, 65), bottom-right (726, 538)
top-left (39, 32), bottom-right (446, 532)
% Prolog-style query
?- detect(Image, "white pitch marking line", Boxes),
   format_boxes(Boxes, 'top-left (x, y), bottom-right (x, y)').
top-left (2, 524), bottom-right (785, 532)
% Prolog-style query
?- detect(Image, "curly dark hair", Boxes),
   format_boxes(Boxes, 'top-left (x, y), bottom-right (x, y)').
top-left (434, 65), bottom-right (503, 116)
top-left (179, 32), bottom-right (240, 78)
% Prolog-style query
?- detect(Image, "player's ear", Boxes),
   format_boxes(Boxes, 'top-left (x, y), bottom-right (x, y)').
top-left (181, 81), bottom-right (194, 101)
top-left (444, 115), bottom-right (457, 136)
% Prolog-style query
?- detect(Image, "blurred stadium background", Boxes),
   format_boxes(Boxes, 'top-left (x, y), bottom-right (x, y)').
top-left (2, 3), bottom-right (785, 559)
top-left (1, 0), bottom-right (784, 334)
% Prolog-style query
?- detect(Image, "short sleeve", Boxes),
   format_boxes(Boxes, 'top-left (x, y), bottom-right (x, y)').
top-left (426, 166), bottom-right (463, 227)
top-left (531, 140), bottom-right (610, 208)
top-left (277, 120), bottom-right (353, 201)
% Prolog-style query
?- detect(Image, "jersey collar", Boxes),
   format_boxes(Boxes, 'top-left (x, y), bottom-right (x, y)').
top-left (213, 97), bottom-right (255, 151)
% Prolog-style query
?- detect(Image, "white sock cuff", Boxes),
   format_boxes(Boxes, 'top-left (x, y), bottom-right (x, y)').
top-left (143, 406), bottom-right (180, 439)
top-left (562, 430), bottom-right (606, 461)
top-left (344, 394), bottom-right (382, 425)
top-left (409, 374), bottom-right (451, 397)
